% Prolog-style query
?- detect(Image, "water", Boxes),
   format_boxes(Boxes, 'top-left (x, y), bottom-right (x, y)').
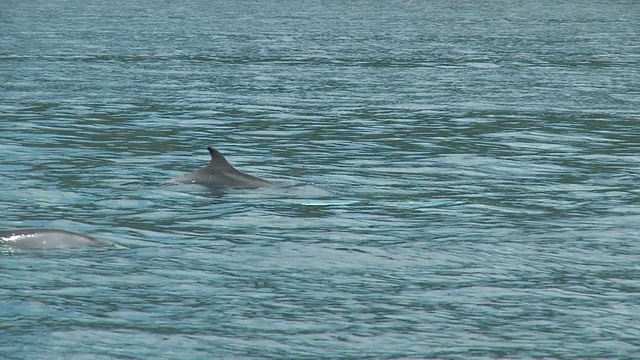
top-left (1, 0), bottom-right (639, 358)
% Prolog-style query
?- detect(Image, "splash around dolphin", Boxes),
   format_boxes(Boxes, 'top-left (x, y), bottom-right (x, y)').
top-left (0, 228), bottom-right (113, 250)
top-left (166, 146), bottom-right (274, 189)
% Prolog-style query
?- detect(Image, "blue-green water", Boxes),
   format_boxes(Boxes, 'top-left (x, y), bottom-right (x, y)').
top-left (1, 0), bottom-right (639, 358)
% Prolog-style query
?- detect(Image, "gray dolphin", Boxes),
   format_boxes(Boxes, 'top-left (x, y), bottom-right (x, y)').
top-left (167, 146), bottom-right (274, 188)
top-left (0, 228), bottom-right (112, 250)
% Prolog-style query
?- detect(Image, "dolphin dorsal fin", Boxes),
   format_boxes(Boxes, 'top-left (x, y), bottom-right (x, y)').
top-left (207, 147), bottom-right (233, 168)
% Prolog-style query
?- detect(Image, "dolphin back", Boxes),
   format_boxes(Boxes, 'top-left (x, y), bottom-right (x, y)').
top-left (167, 146), bottom-right (274, 188)
top-left (0, 228), bottom-right (112, 250)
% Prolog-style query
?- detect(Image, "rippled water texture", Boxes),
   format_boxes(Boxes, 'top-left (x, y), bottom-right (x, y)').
top-left (1, 0), bottom-right (639, 358)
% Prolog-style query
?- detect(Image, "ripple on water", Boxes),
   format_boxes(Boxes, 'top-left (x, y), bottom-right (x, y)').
top-left (1, 0), bottom-right (640, 358)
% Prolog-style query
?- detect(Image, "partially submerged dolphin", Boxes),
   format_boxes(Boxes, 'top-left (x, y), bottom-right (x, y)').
top-left (167, 146), bottom-right (274, 188)
top-left (0, 228), bottom-right (112, 250)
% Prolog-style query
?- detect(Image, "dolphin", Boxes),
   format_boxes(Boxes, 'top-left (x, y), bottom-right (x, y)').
top-left (167, 146), bottom-right (274, 188)
top-left (0, 228), bottom-right (112, 250)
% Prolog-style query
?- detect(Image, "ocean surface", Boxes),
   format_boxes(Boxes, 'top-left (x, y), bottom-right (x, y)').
top-left (1, 0), bottom-right (639, 358)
